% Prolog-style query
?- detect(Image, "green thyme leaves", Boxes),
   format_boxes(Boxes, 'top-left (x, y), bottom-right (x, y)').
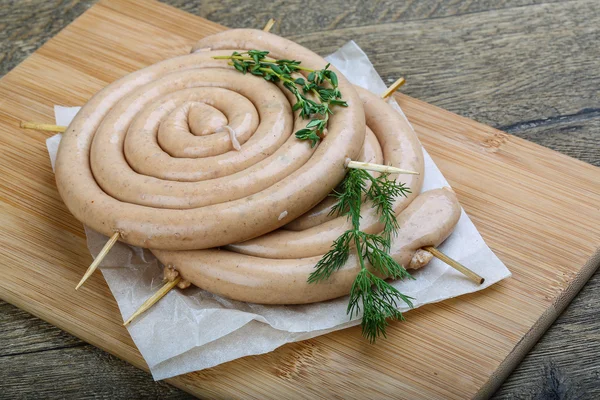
top-left (214, 51), bottom-right (347, 147)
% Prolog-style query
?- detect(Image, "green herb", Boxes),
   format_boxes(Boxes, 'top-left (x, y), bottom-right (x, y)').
top-left (213, 51), bottom-right (347, 147)
top-left (308, 168), bottom-right (414, 343)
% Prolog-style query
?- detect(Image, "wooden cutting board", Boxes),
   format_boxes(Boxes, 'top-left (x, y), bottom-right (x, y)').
top-left (0, 0), bottom-right (599, 398)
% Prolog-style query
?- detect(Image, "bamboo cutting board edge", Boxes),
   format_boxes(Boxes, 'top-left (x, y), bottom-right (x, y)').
top-left (1, 0), bottom-right (600, 398)
top-left (476, 249), bottom-right (600, 399)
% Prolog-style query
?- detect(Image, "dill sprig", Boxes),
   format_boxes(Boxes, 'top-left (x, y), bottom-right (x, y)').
top-left (213, 50), bottom-right (348, 147)
top-left (364, 172), bottom-right (411, 246)
top-left (329, 169), bottom-right (366, 229)
top-left (349, 269), bottom-right (414, 343)
top-left (308, 168), bottom-right (414, 343)
top-left (307, 230), bottom-right (353, 284)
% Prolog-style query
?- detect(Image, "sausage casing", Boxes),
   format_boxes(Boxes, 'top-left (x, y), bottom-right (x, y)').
top-left (152, 189), bottom-right (461, 304)
top-left (55, 30), bottom-right (365, 250)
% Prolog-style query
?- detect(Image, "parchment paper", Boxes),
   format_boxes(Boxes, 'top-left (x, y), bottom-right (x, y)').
top-left (46, 41), bottom-right (511, 380)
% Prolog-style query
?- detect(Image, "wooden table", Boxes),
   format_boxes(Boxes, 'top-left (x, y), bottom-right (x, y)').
top-left (1, 0), bottom-right (598, 398)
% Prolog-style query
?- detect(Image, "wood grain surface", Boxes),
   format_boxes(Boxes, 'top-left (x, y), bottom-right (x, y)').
top-left (0, 0), bottom-right (599, 399)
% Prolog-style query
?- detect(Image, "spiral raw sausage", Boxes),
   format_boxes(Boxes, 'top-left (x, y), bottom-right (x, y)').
top-left (55, 30), bottom-right (365, 250)
top-left (56, 28), bottom-right (460, 306)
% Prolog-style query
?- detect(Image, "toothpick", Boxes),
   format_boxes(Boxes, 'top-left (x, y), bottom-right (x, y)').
top-left (263, 18), bottom-right (276, 32)
top-left (346, 159), bottom-right (419, 175)
top-left (123, 277), bottom-right (181, 326)
top-left (381, 77), bottom-right (406, 99)
top-left (20, 121), bottom-right (67, 133)
top-left (423, 246), bottom-right (484, 285)
top-left (343, 78), bottom-right (416, 175)
top-left (76, 232), bottom-right (120, 290)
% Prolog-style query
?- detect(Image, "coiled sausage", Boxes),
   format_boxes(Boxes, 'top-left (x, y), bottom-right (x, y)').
top-left (55, 30), bottom-right (365, 250)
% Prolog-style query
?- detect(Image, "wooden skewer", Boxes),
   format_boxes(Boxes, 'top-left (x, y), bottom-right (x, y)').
top-left (75, 232), bottom-right (120, 290)
top-left (381, 77), bottom-right (406, 99)
top-left (346, 159), bottom-right (419, 175)
top-left (20, 121), bottom-right (66, 132)
top-left (123, 277), bottom-right (181, 326)
top-left (263, 18), bottom-right (276, 32)
top-left (423, 246), bottom-right (484, 285)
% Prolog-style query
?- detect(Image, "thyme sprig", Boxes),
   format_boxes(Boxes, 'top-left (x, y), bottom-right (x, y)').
top-left (308, 168), bottom-right (414, 343)
top-left (213, 50), bottom-right (347, 147)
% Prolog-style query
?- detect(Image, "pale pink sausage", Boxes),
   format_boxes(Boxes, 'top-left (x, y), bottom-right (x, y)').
top-left (55, 30), bottom-right (365, 250)
top-left (187, 102), bottom-right (228, 136)
top-left (152, 189), bottom-right (461, 304)
top-left (114, 73), bottom-right (293, 182)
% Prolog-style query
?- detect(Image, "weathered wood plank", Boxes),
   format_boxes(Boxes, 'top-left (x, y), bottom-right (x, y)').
top-left (494, 271), bottom-right (600, 399)
top-left (165, 0), bottom-right (563, 36)
top-left (0, 0), bottom-right (564, 76)
top-left (0, 0), bottom-right (96, 76)
top-left (504, 116), bottom-right (600, 167)
top-left (3, 277), bottom-right (599, 400)
top-left (287, 0), bottom-right (600, 134)
top-left (1, 343), bottom-right (192, 399)
top-left (0, 300), bottom-right (84, 357)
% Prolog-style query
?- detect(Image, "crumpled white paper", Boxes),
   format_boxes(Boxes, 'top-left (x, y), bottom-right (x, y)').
top-left (46, 41), bottom-right (511, 380)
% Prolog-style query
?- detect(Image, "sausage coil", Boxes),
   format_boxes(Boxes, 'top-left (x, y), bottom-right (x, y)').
top-left (55, 29), bottom-right (365, 250)
top-left (56, 28), bottom-right (460, 305)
